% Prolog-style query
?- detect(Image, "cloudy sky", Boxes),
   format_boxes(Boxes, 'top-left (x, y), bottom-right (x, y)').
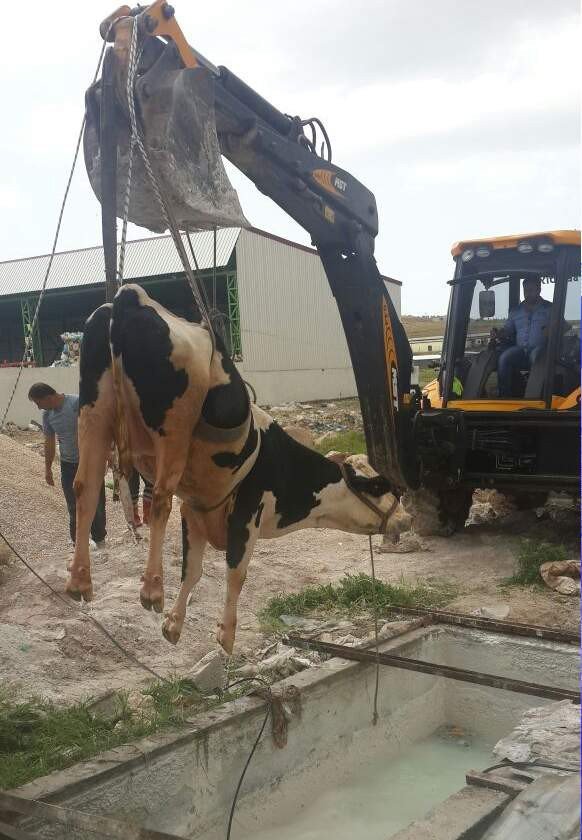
top-left (0, 0), bottom-right (578, 313)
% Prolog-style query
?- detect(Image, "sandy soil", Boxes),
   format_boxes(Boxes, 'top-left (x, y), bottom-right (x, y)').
top-left (0, 430), bottom-right (578, 705)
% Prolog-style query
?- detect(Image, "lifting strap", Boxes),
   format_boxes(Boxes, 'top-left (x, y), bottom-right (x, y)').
top-left (100, 46), bottom-right (121, 304)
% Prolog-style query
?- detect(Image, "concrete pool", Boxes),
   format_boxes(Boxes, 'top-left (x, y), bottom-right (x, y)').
top-left (11, 622), bottom-right (579, 840)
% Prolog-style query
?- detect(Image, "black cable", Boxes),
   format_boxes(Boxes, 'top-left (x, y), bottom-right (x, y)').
top-left (224, 675), bottom-right (272, 840)
top-left (0, 529), bottom-right (166, 683)
top-left (226, 709), bottom-right (270, 840)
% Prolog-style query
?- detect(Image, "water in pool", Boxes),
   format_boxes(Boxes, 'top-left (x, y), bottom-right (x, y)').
top-left (237, 727), bottom-right (494, 840)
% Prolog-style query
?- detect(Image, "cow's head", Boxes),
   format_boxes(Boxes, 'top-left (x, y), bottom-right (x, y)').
top-left (323, 452), bottom-right (412, 539)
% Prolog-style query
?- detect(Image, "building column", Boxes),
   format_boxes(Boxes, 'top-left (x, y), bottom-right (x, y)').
top-left (226, 272), bottom-right (242, 359)
top-left (20, 297), bottom-right (43, 366)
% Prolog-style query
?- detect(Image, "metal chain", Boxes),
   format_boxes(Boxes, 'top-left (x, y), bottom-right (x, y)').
top-left (124, 18), bottom-right (216, 351)
top-left (117, 135), bottom-right (136, 283)
top-left (0, 37), bottom-right (114, 429)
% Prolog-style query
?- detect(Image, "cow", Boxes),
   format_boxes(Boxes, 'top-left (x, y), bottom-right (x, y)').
top-left (69, 284), bottom-right (411, 653)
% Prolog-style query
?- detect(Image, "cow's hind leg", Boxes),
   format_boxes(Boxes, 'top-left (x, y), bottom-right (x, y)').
top-left (162, 503), bottom-right (206, 644)
top-left (67, 305), bottom-right (114, 601)
top-left (140, 438), bottom-right (191, 613)
top-left (217, 510), bottom-right (260, 654)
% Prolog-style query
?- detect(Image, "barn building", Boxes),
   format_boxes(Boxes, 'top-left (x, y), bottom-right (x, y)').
top-left (0, 226), bottom-right (401, 425)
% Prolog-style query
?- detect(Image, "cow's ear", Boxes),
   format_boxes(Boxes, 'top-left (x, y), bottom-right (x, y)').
top-left (326, 451), bottom-right (348, 465)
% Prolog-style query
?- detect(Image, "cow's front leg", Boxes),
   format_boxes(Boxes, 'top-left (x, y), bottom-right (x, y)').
top-left (140, 441), bottom-right (189, 613)
top-left (217, 512), bottom-right (260, 654)
top-left (162, 504), bottom-right (206, 644)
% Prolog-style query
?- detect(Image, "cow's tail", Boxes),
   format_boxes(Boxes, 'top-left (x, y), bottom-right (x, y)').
top-left (109, 286), bottom-right (139, 482)
top-left (110, 352), bottom-right (133, 481)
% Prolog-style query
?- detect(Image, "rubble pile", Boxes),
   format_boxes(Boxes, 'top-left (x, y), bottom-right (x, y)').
top-left (51, 332), bottom-right (83, 367)
top-left (267, 399), bottom-right (363, 439)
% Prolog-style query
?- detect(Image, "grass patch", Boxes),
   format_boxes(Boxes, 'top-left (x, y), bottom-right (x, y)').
top-left (260, 573), bottom-right (457, 627)
top-left (314, 430), bottom-right (367, 455)
top-left (503, 539), bottom-right (570, 587)
top-left (0, 675), bottom-right (250, 791)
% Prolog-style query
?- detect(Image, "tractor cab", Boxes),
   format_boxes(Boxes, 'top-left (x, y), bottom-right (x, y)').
top-left (425, 230), bottom-right (580, 410)
top-left (416, 231), bottom-right (580, 514)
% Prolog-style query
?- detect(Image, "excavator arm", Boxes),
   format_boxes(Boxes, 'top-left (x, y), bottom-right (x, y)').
top-left (84, 0), bottom-right (419, 490)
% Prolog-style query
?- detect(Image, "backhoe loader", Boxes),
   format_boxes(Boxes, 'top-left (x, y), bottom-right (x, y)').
top-left (84, 1), bottom-right (580, 530)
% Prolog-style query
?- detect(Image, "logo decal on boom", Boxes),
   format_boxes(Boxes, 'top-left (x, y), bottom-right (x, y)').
top-left (312, 169), bottom-right (348, 197)
top-left (382, 298), bottom-right (399, 414)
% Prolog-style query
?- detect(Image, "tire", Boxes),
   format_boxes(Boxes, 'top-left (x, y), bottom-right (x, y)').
top-left (438, 486), bottom-right (474, 534)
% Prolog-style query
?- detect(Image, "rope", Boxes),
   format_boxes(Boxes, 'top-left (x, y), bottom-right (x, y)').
top-left (185, 230), bottom-right (211, 310)
top-left (0, 35), bottom-right (112, 429)
top-left (368, 535), bottom-right (380, 726)
top-left (0, 528), bottom-right (166, 683)
top-left (212, 225), bottom-right (218, 311)
top-left (124, 18), bottom-right (216, 354)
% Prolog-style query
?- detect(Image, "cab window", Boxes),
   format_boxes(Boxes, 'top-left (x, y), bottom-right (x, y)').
top-left (557, 275), bottom-right (581, 396)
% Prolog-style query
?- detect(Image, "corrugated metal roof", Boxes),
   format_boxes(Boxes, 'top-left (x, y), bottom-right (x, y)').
top-left (0, 228), bottom-right (241, 298)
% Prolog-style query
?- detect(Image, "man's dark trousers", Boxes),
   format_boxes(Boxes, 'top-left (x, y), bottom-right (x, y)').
top-left (60, 461), bottom-right (106, 543)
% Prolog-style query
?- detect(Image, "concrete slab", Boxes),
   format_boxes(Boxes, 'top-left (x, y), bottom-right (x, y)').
top-left (388, 786), bottom-right (511, 840)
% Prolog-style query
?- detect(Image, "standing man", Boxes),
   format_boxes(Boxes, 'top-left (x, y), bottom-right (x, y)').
top-left (28, 383), bottom-right (106, 548)
top-left (496, 277), bottom-right (552, 398)
top-left (128, 468), bottom-right (153, 527)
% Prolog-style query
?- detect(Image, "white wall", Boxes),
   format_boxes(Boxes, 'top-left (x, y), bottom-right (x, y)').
top-left (235, 229), bottom-right (401, 404)
top-left (1, 232), bottom-right (403, 422)
top-left (235, 364), bottom-right (356, 407)
top-left (0, 366), bottom-right (79, 428)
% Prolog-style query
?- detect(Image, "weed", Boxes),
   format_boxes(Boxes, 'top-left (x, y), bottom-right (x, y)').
top-left (504, 539), bottom-right (570, 587)
top-left (314, 430), bottom-right (367, 455)
top-left (0, 674), bottom-right (239, 791)
top-left (260, 573), bottom-right (457, 626)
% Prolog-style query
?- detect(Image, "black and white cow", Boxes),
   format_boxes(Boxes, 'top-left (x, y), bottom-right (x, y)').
top-left (69, 284), bottom-right (411, 653)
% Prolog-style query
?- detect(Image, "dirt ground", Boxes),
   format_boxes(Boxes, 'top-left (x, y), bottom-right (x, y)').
top-left (0, 427), bottom-right (579, 705)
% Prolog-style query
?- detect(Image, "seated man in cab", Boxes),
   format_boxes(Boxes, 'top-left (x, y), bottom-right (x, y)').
top-left (492, 277), bottom-right (552, 398)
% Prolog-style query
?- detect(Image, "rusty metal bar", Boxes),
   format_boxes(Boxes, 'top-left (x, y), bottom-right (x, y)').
top-left (284, 636), bottom-right (580, 704)
top-left (0, 792), bottom-right (185, 840)
top-left (384, 605), bottom-right (580, 645)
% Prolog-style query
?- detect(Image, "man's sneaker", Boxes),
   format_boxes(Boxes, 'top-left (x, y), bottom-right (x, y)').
top-left (90, 539), bottom-right (106, 551)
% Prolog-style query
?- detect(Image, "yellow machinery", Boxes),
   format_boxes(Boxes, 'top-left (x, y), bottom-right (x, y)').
top-left (85, 4), bottom-right (581, 530)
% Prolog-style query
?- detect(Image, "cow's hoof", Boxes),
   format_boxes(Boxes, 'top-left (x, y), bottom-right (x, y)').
top-left (161, 614), bottom-right (182, 645)
top-left (139, 577), bottom-right (164, 613)
top-left (140, 592), bottom-right (164, 613)
top-left (216, 622), bottom-right (235, 655)
top-left (65, 575), bottom-right (93, 603)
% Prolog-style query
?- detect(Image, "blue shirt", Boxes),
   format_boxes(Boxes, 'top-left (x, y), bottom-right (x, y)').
top-left (42, 394), bottom-right (80, 463)
top-left (503, 299), bottom-right (552, 350)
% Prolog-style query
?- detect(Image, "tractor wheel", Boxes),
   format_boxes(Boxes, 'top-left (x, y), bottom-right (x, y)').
top-left (437, 486), bottom-right (474, 535)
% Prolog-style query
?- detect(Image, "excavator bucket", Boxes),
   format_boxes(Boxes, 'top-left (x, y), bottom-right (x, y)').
top-left (83, 42), bottom-right (248, 233)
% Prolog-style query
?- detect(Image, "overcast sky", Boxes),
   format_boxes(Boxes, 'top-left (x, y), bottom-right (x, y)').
top-left (0, 0), bottom-right (578, 313)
